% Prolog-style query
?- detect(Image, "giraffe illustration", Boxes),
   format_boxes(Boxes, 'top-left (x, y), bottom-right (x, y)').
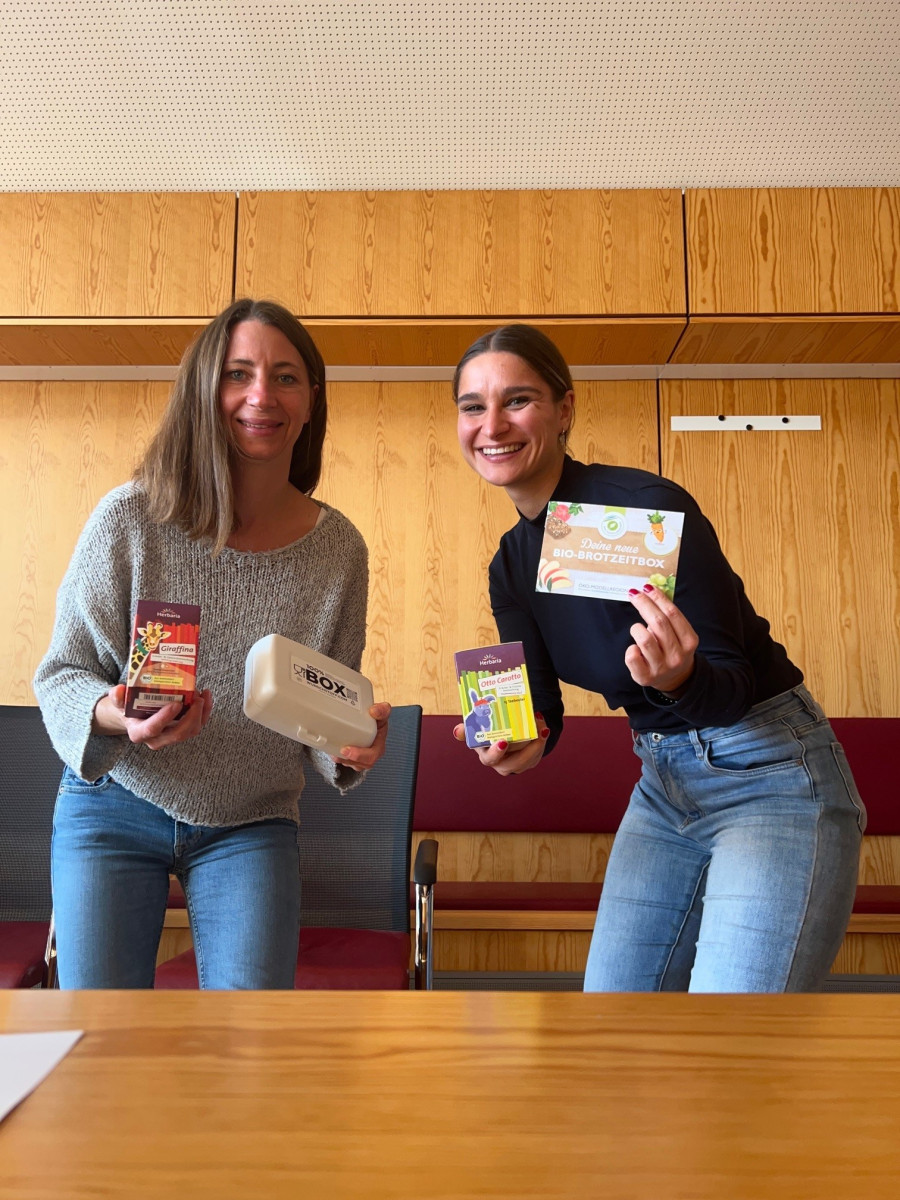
top-left (127, 621), bottom-right (171, 685)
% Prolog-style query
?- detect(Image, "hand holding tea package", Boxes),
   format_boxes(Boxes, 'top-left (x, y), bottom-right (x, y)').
top-left (124, 600), bottom-right (201, 719)
top-left (454, 642), bottom-right (537, 750)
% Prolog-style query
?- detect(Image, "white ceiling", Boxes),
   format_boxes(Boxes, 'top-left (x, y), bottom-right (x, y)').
top-left (1, 0), bottom-right (898, 192)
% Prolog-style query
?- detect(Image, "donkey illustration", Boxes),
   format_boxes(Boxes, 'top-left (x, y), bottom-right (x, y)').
top-left (464, 689), bottom-right (496, 746)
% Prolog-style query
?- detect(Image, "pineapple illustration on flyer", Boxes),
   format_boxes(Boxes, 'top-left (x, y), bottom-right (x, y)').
top-left (455, 641), bottom-right (537, 749)
top-left (537, 501), bottom-right (684, 601)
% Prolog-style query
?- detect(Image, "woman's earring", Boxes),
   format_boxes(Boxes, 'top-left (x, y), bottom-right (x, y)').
top-left (559, 428), bottom-right (570, 450)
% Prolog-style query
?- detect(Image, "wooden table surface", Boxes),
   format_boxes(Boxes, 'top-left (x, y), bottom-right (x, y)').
top-left (1, 990), bottom-right (899, 1199)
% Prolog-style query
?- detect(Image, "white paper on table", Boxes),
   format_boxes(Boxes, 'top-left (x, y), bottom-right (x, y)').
top-left (0, 1030), bottom-right (84, 1123)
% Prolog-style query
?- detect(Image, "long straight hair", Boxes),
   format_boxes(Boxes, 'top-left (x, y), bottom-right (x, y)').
top-left (135, 298), bottom-right (327, 554)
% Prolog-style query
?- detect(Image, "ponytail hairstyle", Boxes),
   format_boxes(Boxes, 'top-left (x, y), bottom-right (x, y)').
top-left (453, 324), bottom-right (574, 400)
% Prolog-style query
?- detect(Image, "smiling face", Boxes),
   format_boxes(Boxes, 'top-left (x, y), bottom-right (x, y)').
top-left (455, 351), bottom-right (574, 517)
top-left (218, 320), bottom-right (316, 475)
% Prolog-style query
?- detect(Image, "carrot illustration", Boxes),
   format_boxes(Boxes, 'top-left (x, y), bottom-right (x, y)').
top-left (647, 511), bottom-right (665, 543)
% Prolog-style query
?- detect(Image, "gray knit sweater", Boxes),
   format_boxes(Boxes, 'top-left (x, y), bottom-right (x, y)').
top-left (33, 482), bottom-right (369, 826)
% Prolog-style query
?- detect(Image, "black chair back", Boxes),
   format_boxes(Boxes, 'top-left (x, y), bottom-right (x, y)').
top-left (298, 704), bottom-right (422, 932)
top-left (0, 705), bottom-right (63, 921)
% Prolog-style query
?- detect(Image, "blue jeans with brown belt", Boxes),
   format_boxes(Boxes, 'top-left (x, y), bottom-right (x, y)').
top-left (583, 686), bottom-right (866, 993)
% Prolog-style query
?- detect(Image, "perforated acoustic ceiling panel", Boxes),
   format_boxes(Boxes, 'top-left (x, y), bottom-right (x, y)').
top-left (0, 0), bottom-right (898, 191)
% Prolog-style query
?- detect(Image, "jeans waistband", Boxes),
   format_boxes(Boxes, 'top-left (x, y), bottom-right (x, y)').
top-left (636, 685), bottom-right (822, 747)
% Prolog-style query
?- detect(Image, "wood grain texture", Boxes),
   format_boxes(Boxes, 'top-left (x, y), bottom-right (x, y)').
top-left (687, 188), bottom-right (900, 314)
top-left (6, 990), bottom-right (900, 1199)
top-left (302, 316), bottom-right (685, 366)
top-left (156, 926), bottom-right (193, 967)
top-left (413, 832), bottom-right (900, 887)
top-left (0, 314), bottom-right (683, 369)
top-left (238, 190), bottom-right (685, 317)
top-left (434, 928), bottom-right (898, 975)
top-left (157, 906), bottom-right (900, 977)
top-left (661, 378), bottom-right (900, 717)
top-left (439, 909), bottom-right (900, 935)
top-left (0, 319), bottom-right (208, 366)
top-left (0, 382), bottom-right (170, 704)
top-left (858, 835), bottom-right (900, 886)
top-left (412, 831), bottom-right (615, 883)
top-left (434, 911), bottom-right (594, 932)
top-left (316, 379), bottom-right (658, 715)
top-left (433, 929), bottom-right (592, 972)
top-left (0, 377), bottom-right (650, 710)
top-left (831, 933), bottom-right (900, 975)
top-left (670, 315), bottom-right (900, 364)
top-left (0, 193), bottom-right (235, 317)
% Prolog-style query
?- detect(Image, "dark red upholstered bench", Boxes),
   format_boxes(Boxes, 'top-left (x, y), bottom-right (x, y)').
top-left (0, 921), bottom-right (49, 989)
top-left (160, 716), bottom-right (899, 973)
top-left (411, 715), bottom-right (900, 940)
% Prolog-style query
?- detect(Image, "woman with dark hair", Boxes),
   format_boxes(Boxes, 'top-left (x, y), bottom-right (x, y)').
top-left (35, 298), bottom-right (389, 989)
top-left (453, 324), bottom-right (865, 993)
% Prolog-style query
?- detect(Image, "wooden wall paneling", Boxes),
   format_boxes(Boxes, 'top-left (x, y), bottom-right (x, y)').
top-left (237, 190), bottom-right (685, 318)
top-left (0, 319), bottom-right (208, 366)
top-left (413, 832), bottom-right (900, 888)
top-left (411, 832), bottom-right (616, 884)
top-left (301, 316), bottom-right (685, 367)
top-left (316, 379), bottom-right (659, 714)
top-left (0, 381), bottom-right (170, 705)
top-left (432, 930), bottom-right (592, 973)
top-left (157, 923), bottom-right (193, 968)
top-left (669, 315), bottom-right (900, 365)
top-left (661, 378), bottom-right (900, 717)
top-left (2, 376), bottom-right (655, 711)
top-left (686, 188), bottom-right (900, 315)
top-left (156, 906), bottom-right (898, 975)
top-left (831, 935), bottom-right (900, 976)
top-left (0, 193), bottom-right (236, 318)
top-left (858, 836), bottom-right (900, 887)
top-left (432, 929), bottom-right (898, 975)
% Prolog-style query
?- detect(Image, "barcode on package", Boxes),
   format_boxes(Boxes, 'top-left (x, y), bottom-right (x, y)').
top-left (134, 693), bottom-right (184, 708)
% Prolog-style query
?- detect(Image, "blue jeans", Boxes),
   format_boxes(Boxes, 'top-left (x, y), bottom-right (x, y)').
top-left (51, 769), bottom-right (301, 989)
top-left (583, 686), bottom-right (866, 993)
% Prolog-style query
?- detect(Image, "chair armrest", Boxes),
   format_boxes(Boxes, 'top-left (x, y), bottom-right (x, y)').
top-left (413, 839), bottom-right (438, 989)
top-left (44, 911), bottom-right (58, 989)
top-left (413, 838), bottom-right (439, 887)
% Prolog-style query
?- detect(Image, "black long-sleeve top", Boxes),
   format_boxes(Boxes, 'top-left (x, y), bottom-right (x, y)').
top-left (489, 457), bottom-right (802, 748)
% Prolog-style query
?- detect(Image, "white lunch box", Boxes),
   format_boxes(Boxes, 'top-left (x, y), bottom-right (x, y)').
top-left (243, 634), bottom-right (376, 757)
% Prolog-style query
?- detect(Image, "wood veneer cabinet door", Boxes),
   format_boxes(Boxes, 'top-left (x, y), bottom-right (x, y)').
top-left (237, 190), bottom-right (685, 317)
top-left (670, 315), bottom-right (900, 365)
top-left (661, 378), bottom-right (900, 718)
top-left (686, 188), bottom-right (900, 315)
top-left (0, 193), bottom-right (235, 317)
top-left (315, 379), bottom-right (658, 716)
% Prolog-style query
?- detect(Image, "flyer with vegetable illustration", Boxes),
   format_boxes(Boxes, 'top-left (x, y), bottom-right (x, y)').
top-left (536, 501), bottom-right (684, 602)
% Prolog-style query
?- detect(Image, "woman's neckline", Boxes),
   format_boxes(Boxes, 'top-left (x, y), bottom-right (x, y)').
top-left (220, 503), bottom-right (328, 558)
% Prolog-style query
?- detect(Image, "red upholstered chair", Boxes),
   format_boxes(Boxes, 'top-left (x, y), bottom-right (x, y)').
top-left (156, 704), bottom-right (437, 989)
top-left (0, 706), bottom-right (62, 988)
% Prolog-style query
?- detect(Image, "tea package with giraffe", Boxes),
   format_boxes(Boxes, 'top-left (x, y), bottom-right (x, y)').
top-left (537, 500), bottom-right (685, 602)
top-left (124, 600), bottom-right (201, 718)
top-left (455, 641), bottom-right (538, 750)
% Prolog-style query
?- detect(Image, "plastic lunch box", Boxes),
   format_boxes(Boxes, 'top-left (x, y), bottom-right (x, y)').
top-left (243, 634), bottom-right (376, 757)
